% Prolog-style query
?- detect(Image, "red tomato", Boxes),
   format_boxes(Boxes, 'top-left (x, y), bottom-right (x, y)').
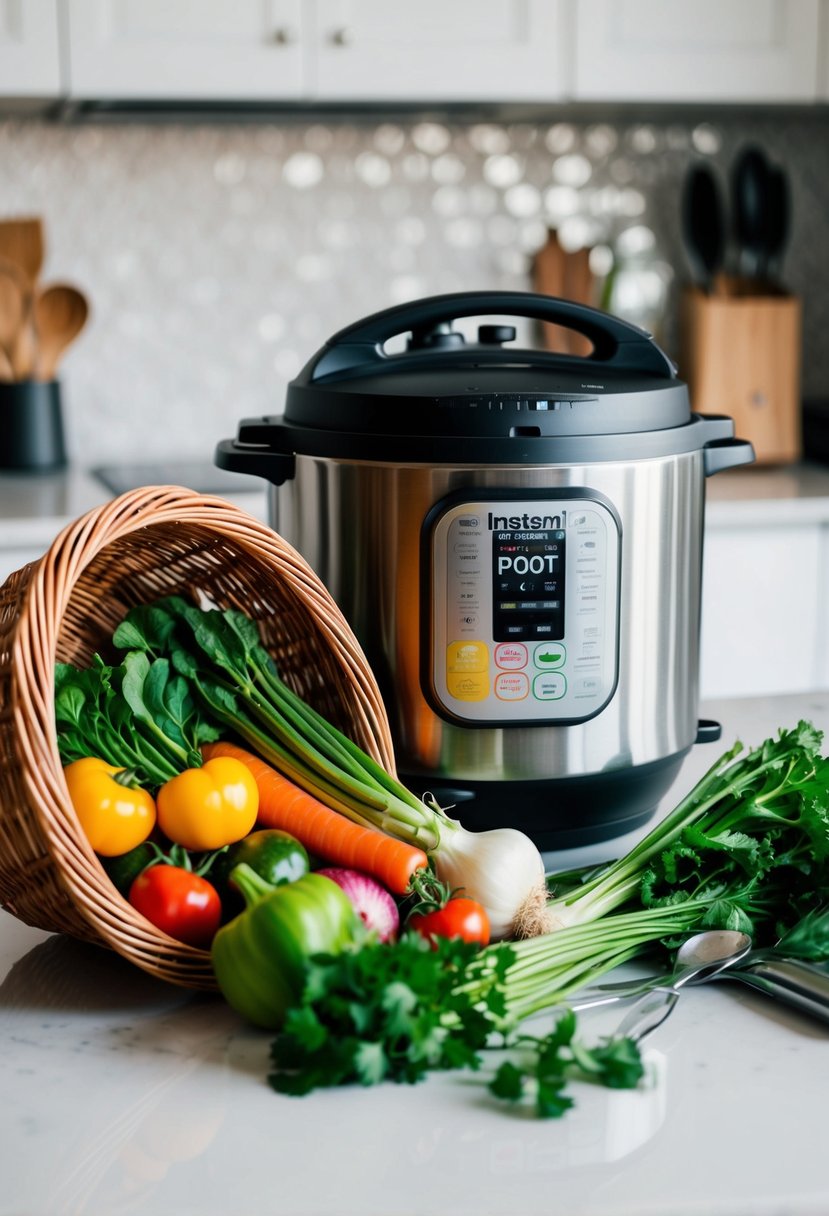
top-left (409, 897), bottom-right (490, 946)
top-left (129, 864), bottom-right (221, 949)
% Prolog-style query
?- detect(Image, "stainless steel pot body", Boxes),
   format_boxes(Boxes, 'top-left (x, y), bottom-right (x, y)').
top-left (269, 449), bottom-right (706, 786)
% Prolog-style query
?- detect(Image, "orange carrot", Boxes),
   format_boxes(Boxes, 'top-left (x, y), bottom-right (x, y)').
top-left (202, 741), bottom-right (428, 895)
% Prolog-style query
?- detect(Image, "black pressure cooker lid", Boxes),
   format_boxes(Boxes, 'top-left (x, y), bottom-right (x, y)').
top-left (217, 292), bottom-right (746, 472)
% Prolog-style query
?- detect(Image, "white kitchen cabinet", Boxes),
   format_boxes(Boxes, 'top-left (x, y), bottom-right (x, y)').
top-left (0, 0), bottom-right (61, 96)
top-left (572, 0), bottom-right (822, 102)
top-left (63, 0), bottom-right (307, 100)
top-left (700, 523), bottom-right (823, 699)
top-left (7, 0), bottom-right (828, 105)
top-left (311, 0), bottom-right (566, 101)
top-left (63, 0), bottom-right (566, 103)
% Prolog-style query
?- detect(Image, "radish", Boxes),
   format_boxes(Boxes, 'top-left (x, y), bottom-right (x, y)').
top-left (316, 868), bottom-right (400, 942)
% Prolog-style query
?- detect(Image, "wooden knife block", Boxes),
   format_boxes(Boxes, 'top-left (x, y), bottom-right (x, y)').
top-left (679, 284), bottom-right (802, 465)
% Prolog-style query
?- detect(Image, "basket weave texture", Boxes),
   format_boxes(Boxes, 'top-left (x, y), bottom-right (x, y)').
top-left (0, 486), bottom-right (396, 989)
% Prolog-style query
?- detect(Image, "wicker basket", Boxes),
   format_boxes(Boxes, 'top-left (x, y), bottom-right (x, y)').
top-left (0, 486), bottom-right (396, 989)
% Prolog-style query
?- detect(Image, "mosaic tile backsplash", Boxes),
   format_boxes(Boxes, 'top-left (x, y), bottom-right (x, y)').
top-left (1, 111), bottom-right (828, 466)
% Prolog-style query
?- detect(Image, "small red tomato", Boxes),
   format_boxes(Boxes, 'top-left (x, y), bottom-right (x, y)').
top-left (409, 897), bottom-right (490, 946)
top-left (129, 864), bottom-right (221, 949)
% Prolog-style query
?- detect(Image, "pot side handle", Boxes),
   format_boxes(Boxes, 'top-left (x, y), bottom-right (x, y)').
top-left (215, 437), bottom-right (296, 485)
top-left (703, 436), bottom-right (756, 477)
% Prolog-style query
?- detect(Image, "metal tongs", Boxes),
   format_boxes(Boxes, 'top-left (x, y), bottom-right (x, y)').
top-left (571, 928), bottom-right (829, 1044)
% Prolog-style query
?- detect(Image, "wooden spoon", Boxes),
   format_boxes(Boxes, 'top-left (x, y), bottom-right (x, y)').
top-left (0, 260), bottom-right (26, 380)
top-left (34, 284), bottom-right (89, 380)
top-left (0, 216), bottom-right (45, 287)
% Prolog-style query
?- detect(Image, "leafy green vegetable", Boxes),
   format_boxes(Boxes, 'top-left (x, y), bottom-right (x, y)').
top-left (495, 721), bottom-right (829, 1024)
top-left (773, 904), bottom-right (829, 961)
top-left (269, 933), bottom-right (510, 1094)
top-left (547, 720), bottom-right (829, 934)
top-left (267, 932), bottom-right (644, 1117)
top-left (54, 653), bottom-right (219, 787)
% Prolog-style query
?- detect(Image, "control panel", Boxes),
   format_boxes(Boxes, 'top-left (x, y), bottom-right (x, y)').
top-left (426, 493), bottom-right (620, 724)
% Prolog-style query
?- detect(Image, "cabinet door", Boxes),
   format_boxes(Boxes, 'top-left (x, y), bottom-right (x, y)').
top-left (820, 0), bottom-right (829, 97)
top-left (700, 526), bottom-right (821, 699)
top-left (572, 0), bottom-right (821, 102)
top-left (312, 0), bottom-right (566, 101)
top-left (0, 0), bottom-right (61, 96)
top-left (65, 0), bottom-right (306, 100)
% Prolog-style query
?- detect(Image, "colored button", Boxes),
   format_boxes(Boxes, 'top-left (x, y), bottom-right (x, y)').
top-left (495, 642), bottom-right (528, 670)
top-left (447, 671), bottom-right (489, 702)
top-left (533, 672), bottom-right (567, 700)
top-left (495, 672), bottom-right (529, 701)
top-left (534, 642), bottom-right (566, 668)
top-left (447, 640), bottom-right (488, 673)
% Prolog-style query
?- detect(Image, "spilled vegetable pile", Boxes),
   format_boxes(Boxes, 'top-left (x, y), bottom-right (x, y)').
top-left (54, 596), bottom-right (829, 1119)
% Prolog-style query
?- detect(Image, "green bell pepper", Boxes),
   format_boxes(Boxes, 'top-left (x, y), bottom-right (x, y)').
top-left (211, 863), bottom-right (357, 1029)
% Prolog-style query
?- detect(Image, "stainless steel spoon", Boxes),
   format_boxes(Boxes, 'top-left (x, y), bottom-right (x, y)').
top-left (609, 929), bottom-right (753, 1043)
top-left (568, 929), bottom-right (753, 1015)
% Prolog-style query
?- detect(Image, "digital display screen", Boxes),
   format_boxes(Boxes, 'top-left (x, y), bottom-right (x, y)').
top-left (492, 530), bottom-right (566, 642)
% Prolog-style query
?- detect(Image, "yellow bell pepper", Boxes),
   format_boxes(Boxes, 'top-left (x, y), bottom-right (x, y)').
top-left (64, 757), bottom-right (157, 857)
top-left (156, 757), bottom-right (258, 851)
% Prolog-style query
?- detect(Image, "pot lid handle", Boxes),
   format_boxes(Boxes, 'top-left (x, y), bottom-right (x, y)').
top-left (301, 291), bottom-right (677, 382)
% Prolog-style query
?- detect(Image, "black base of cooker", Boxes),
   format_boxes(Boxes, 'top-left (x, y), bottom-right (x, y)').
top-left (400, 749), bottom-right (691, 853)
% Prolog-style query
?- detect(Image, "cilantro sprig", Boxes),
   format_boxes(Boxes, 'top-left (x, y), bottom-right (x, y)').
top-left (489, 1009), bottom-right (645, 1118)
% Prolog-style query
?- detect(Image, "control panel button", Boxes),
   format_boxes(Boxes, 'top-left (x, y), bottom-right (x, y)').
top-left (577, 676), bottom-right (602, 694)
top-left (495, 672), bottom-right (529, 700)
top-left (495, 642), bottom-right (528, 670)
top-left (533, 642), bottom-right (566, 668)
top-left (447, 671), bottom-right (489, 701)
top-left (446, 640), bottom-right (488, 673)
top-left (533, 672), bottom-right (567, 700)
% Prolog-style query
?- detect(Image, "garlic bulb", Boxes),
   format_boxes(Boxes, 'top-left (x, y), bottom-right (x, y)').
top-left (430, 820), bottom-right (548, 940)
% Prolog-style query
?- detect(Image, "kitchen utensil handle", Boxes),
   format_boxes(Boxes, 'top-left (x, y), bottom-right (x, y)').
top-left (305, 290), bottom-right (677, 381)
top-left (610, 987), bottom-right (680, 1044)
top-left (726, 958), bottom-right (829, 1025)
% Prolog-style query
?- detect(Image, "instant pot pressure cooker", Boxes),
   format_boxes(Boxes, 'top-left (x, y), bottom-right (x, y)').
top-left (217, 292), bottom-right (754, 848)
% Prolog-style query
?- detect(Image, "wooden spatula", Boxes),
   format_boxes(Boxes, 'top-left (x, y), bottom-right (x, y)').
top-left (0, 258), bottom-right (28, 379)
top-left (0, 216), bottom-right (45, 287)
top-left (34, 283), bottom-right (89, 380)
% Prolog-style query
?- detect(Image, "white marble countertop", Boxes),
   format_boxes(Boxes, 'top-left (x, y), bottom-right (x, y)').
top-left (0, 465), bottom-right (266, 550)
top-left (2, 690), bottom-right (829, 1216)
top-left (705, 461), bottom-right (829, 527)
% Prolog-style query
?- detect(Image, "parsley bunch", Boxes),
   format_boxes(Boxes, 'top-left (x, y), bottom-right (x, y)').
top-left (268, 932), bottom-right (644, 1117)
top-left (269, 933), bottom-right (512, 1093)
